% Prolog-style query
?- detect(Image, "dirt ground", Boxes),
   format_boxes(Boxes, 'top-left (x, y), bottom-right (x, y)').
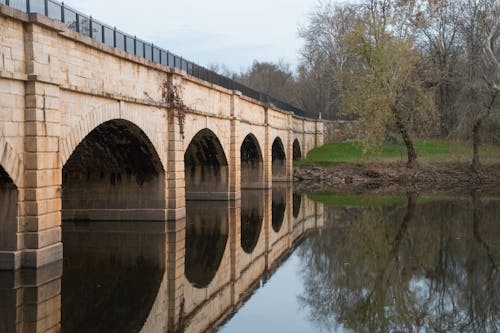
top-left (293, 162), bottom-right (500, 195)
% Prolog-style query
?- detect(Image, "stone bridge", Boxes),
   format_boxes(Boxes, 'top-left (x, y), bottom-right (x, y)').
top-left (0, 4), bottom-right (323, 270)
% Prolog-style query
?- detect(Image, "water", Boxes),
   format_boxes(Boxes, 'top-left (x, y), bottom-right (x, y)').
top-left (224, 191), bottom-right (500, 333)
top-left (1, 189), bottom-right (499, 332)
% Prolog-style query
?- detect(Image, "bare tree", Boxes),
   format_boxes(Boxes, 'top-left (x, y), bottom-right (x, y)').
top-left (297, 3), bottom-right (359, 119)
top-left (456, 0), bottom-right (499, 174)
top-left (411, 0), bottom-right (463, 136)
top-left (237, 60), bottom-right (301, 108)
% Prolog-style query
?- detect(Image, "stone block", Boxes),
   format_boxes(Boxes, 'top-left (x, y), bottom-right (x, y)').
top-left (21, 242), bottom-right (63, 268)
top-left (0, 251), bottom-right (22, 270)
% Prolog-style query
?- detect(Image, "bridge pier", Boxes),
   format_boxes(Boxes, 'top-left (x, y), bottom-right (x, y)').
top-left (167, 76), bottom-right (187, 220)
top-left (19, 79), bottom-right (63, 269)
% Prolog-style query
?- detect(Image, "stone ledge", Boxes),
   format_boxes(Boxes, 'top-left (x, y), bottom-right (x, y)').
top-left (21, 242), bottom-right (63, 268)
top-left (62, 208), bottom-right (168, 222)
top-left (0, 250), bottom-right (22, 270)
top-left (0, 70), bottom-right (28, 81)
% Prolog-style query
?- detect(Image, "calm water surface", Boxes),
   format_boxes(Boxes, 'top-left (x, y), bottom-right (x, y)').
top-left (222, 191), bottom-right (500, 332)
top-left (1, 190), bottom-right (499, 332)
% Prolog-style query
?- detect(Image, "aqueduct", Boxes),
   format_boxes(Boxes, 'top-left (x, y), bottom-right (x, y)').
top-left (0, 4), bottom-right (323, 270)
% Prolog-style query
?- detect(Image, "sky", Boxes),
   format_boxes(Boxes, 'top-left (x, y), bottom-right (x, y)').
top-left (62, 0), bottom-right (322, 73)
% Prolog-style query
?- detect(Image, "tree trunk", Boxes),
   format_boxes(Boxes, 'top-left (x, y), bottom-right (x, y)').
top-left (395, 114), bottom-right (417, 168)
top-left (471, 119), bottom-right (481, 174)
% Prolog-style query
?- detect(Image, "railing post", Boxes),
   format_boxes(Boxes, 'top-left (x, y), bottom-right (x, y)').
top-left (89, 16), bottom-right (93, 38)
top-left (75, 13), bottom-right (79, 32)
top-left (61, 2), bottom-right (65, 23)
top-left (134, 36), bottom-right (137, 56)
top-left (44, 0), bottom-right (48, 16)
top-left (113, 27), bottom-right (116, 47)
top-left (26, 0), bottom-right (30, 13)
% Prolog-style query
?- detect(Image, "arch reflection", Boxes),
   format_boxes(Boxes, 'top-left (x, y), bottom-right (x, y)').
top-left (272, 185), bottom-right (287, 232)
top-left (61, 221), bottom-right (166, 333)
top-left (293, 192), bottom-right (302, 219)
top-left (185, 200), bottom-right (229, 288)
top-left (241, 190), bottom-right (264, 253)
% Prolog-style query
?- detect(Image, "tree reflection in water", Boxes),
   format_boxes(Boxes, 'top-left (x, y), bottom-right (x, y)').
top-left (298, 193), bottom-right (500, 332)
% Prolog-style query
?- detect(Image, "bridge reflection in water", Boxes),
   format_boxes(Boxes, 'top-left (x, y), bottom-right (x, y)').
top-left (0, 187), bottom-right (323, 333)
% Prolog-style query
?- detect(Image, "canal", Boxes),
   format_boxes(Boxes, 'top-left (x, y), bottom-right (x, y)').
top-left (1, 188), bottom-right (499, 332)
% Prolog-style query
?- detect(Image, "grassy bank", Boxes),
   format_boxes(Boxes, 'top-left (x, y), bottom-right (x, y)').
top-left (301, 139), bottom-right (500, 165)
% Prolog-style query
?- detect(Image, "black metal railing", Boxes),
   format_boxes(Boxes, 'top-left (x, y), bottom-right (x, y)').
top-left (0, 0), bottom-right (309, 117)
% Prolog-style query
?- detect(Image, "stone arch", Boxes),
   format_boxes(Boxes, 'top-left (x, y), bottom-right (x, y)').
top-left (272, 137), bottom-right (286, 182)
top-left (0, 136), bottom-right (24, 187)
top-left (240, 133), bottom-right (264, 189)
top-left (62, 119), bottom-right (166, 221)
top-left (60, 103), bottom-right (167, 171)
top-left (184, 128), bottom-right (229, 200)
top-left (293, 138), bottom-right (302, 161)
top-left (0, 164), bottom-right (19, 260)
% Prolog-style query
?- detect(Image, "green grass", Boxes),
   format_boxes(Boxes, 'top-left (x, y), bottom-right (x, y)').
top-left (308, 193), bottom-right (460, 207)
top-left (301, 139), bottom-right (500, 165)
top-left (307, 193), bottom-right (406, 207)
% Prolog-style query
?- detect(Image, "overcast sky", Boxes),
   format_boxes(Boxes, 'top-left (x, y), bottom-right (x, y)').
top-left (62, 0), bottom-right (322, 73)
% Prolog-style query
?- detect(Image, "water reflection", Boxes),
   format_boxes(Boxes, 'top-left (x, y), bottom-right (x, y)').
top-left (0, 262), bottom-right (62, 333)
top-left (272, 184), bottom-right (287, 232)
top-left (185, 200), bottom-right (229, 288)
top-left (61, 221), bottom-right (166, 333)
top-left (241, 190), bottom-right (264, 254)
top-left (0, 187), bottom-right (323, 333)
top-left (293, 192), bottom-right (302, 219)
top-left (298, 192), bottom-right (500, 332)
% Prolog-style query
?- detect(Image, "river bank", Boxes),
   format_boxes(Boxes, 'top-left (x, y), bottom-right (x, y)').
top-left (293, 162), bottom-right (500, 194)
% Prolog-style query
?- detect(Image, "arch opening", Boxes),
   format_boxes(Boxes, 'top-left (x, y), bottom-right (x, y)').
top-left (272, 185), bottom-right (287, 233)
top-left (62, 119), bottom-right (166, 222)
top-left (241, 190), bottom-right (264, 254)
top-left (0, 165), bottom-right (18, 255)
top-left (184, 129), bottom-right (229, 200)
top-left (240, 134), bottom-right (264, 189)
top-left (293, 139), bottom-right (302, 161)
top-left (272, 137), bottom-right (287, 182)
top-left (185, 201), bottom-right (229, 288)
